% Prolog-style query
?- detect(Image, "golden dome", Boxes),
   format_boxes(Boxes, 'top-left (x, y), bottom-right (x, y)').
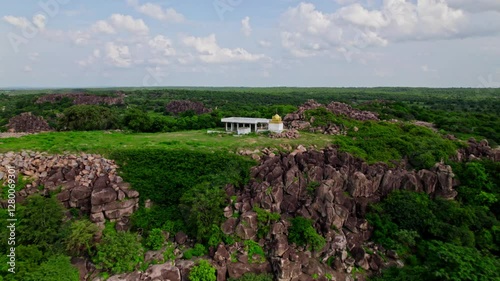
top-left (270, 114), bottom-right (283, 124)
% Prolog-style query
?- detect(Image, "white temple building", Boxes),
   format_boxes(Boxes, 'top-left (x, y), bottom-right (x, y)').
top-left (221, 114), bottom-right (284, 135)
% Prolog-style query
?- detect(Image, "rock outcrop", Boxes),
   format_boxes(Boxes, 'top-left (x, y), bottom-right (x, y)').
top-left (0, 151), bottom-right (139, 226)
top-left (36, 92), bottom-right (125, 106)
top-left (269, 129), bottom-right (300, 139)
top-left (221, 146), bottom-right (457, 280)
top-left (455, 138), bottom-right (500, 162)
top-left (7, 112), bottom-right (53, 133)
top-left (283, 100), bottom-right (379, 133)
top-left (165, 100), bottom-right (211, 116)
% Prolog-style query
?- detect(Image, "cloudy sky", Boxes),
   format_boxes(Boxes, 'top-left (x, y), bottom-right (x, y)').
top-left (1, 0), bottom-right (499, 88)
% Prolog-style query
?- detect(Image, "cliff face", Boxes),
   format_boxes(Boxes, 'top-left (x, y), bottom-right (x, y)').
top-left (218, 146), bottom-right (457, 281)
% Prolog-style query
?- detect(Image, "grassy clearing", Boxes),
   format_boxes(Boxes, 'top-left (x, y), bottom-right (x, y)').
top-left (0, 130), bottom-right (335, 156)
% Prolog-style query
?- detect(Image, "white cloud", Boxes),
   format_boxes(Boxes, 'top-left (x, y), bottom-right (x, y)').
top-left (3, 16), bottom-right (31, 29)
top-left (105, 42), bottom-right (132, 67)
top-left (23, 66), bottom-right (33, 72)
top-left (241, 16), bottom-right (252, 37)
top-left (109, 14), bottom-right (149, 35)
top-left (70, 30), bottom-right (91, 45)
top-left (280, 1), bottom-right (469, 58)
top-left (338, 4), bottom-right (389, 28)
top-left (91, 20), bottom-right (116, 34)
top-left (182, 34), bottom-right (266, 63)
top-left (148, 35), bottom-right (176, 56)
top-left (3, 14), bottom-right (46, 30)
top-left (128, 1), bottom-right (185, 23)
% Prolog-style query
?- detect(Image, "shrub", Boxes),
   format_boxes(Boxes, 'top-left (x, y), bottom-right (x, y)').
top-left (145, 228), bottom-right (165, 250)
top-left (94, 231), bottom-right (144, 274)
top-left (253, 207), bottom-right (280, 238)
top-left (18, 195), bottom-right (65, 251)
top-left (24, 255), bottom-right (79, 281)
top-left (189, 260), bottom-right (216, 281)
top-left (243, 240), bottom-right (266, 263)
top-left (288, 217), bottom-right (326, 251)
top-left (64, 219), bottom-right (99, 256)
top-left (183, 244), bottom-right (207, 259)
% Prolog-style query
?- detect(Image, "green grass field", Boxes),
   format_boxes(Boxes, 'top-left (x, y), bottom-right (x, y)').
top-left (0, 130), bottom-right (335, 156)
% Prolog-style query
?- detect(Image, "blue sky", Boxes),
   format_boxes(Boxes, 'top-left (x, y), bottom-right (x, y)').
top-left (1, 0), bottom-right (499, 88)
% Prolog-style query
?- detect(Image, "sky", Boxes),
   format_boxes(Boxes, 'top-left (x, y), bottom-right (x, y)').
top-left (0, 0), bottom-right (499, 88)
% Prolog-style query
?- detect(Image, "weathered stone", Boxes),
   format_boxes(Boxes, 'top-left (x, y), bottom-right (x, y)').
top-left (235, 211), bottom-right (258, 240)
top-left (91, 187), bottom-right (117, 205)
top-left (175, 232), bottom-right (188, 245)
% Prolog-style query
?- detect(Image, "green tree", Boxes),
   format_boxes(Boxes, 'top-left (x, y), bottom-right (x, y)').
top-left (24, 255), bottom-right (79, 281)
top-left (59, 105), bottom-right (118, 131)
top-left (64, 219), bottom-right (99, 256)
top-left (18, 195), bottom-right (65, 251)
top-left (180, 182), bottom-right (227, 243)
top-left (94, 231), bottom-right (144, 274)
top-left (122, 108), bottom-right (153, 132)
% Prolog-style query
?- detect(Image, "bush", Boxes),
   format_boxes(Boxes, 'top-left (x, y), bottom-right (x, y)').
top-left (59, 105), bottom-right (118, 131)
top-left (145, 228), bottom-right (165, 250)
top-left (94, 231), bottom-right (144, 274)
top-left (183, 244), bottom-right (207, 259)
top-left (24, 255), bottom-right (79, 281)
top-left (18, 195), bottom-right (65, 251)
top-left (243, 240), bottom-right (266, 263)
top-left (288, 217), bottom-right (326, 251)
top-left (253, 207), bottom-right (280, 238)
top-left (189, 260), bottom-right (216, 281)
top-left (64, 219), bottom-right (99, 256)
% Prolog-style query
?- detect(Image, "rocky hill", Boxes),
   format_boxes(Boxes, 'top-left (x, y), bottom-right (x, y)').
top-left (165, 100), bottom-right (212, 115)
top-left (7, 112), bottom-right (53, 133)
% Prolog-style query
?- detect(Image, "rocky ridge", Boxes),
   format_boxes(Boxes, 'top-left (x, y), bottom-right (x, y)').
top-left (218, 145), bottom-right (457, 281)
top-left (7, 112), bottom-right (53, 133)
top-left (0, 151), bottom-right (139, 229)
top-left (283, 100), bottom-right (378, 134)
top-left (165, 100), bottom-right (212, 115)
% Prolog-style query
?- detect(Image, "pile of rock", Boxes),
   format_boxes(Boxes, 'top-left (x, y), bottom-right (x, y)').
top-left (269, 129), bottom-right (300, 139)
top-left (0, 151), bottom-right (139, 227)
top-left (36, 92), bottom-right (125, 106)
top-left (6, 112), bottom-right (53, 133)
top-left (455, 138), bottom-right (500, 162)
top-left (283, 100), bottom-right (379, 133)
top-left (326, 102), bottom-right (379, 121)
top-left (310, 124), bottom-right (346, 135)
top-left (219, 146), bottom-right (458, 280)
top-left (165, 100), bottom-right (212, 115)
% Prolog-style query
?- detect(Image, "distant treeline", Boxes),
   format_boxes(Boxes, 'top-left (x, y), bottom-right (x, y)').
top-left (0, 87), bottom-right (498, 145)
